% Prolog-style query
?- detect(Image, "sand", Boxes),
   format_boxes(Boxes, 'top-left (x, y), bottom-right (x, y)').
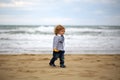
top-left (0, 54), bottom-right (120, 80)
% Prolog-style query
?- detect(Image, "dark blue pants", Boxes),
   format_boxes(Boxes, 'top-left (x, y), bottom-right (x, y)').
top-left (49, 51), bottom-right (65, 65)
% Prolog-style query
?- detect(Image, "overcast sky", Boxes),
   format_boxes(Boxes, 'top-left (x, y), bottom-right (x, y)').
top-left (0, 0), bottom-right (120, 25)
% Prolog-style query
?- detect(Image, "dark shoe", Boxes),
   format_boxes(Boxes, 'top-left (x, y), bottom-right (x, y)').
top-left (49, 63), bottom-right (56, 67)
top-left (60, 65), bottom-right (66, 68)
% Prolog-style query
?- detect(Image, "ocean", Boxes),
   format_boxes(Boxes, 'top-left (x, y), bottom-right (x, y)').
top-left (0, 25), bottom-right (120, 54)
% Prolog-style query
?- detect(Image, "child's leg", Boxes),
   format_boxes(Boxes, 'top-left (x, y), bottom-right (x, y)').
top-left (59, 51), bottom-right (65, 66)
top-left (49, 51), bottom-right (60, 65)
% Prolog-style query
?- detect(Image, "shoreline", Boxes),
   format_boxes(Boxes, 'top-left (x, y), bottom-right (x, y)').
top-left (0, 52), bottom-right (120, 55)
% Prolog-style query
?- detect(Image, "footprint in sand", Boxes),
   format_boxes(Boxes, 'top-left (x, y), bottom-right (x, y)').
top-left (79, 70), bottom-right (98, 77)
top-left (73, 58), bottom-right (83, 61)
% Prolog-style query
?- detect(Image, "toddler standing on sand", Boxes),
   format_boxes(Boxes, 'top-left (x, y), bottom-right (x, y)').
top-left (49, 25), bottom-right (66, 68)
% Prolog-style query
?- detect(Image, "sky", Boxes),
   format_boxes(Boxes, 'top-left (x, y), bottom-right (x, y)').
top-left (0, 0), bottom-right (120, 25)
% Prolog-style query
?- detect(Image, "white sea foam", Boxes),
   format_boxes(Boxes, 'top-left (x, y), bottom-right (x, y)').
top-left (0, 25), bottom-right (120, 54)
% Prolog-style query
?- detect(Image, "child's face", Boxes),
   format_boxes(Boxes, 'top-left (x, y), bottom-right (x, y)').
top-left (59, 29), bottom-right (65, 35)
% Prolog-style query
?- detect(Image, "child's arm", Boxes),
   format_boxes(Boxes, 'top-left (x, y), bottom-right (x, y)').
top-left (53, 36), bottom-right (59, 52)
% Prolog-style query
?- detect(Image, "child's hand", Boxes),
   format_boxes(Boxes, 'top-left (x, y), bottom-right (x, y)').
top-left (53, 48), bottom-right (59, 52)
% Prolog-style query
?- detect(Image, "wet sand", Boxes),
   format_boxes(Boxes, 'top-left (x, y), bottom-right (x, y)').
top-left (0, 54), bottom-right (120, 80)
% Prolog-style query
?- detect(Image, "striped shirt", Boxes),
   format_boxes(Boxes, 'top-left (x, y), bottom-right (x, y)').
top-left (53, 34), bottom-right (65, 51)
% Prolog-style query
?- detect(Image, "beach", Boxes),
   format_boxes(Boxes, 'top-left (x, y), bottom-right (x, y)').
top-left (0, 54), bottom-right (120, 80)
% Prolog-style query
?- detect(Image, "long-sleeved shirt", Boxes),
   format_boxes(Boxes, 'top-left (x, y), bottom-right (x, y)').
top-left (53, 34), bottom-right (65, 51)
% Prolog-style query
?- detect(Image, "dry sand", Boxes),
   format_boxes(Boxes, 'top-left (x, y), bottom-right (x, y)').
top-left (0, 54), bottom-right (120, 80)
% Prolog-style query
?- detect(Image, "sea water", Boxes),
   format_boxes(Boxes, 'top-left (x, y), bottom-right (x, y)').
top-left (0, 25), bottom-right (120, 54)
